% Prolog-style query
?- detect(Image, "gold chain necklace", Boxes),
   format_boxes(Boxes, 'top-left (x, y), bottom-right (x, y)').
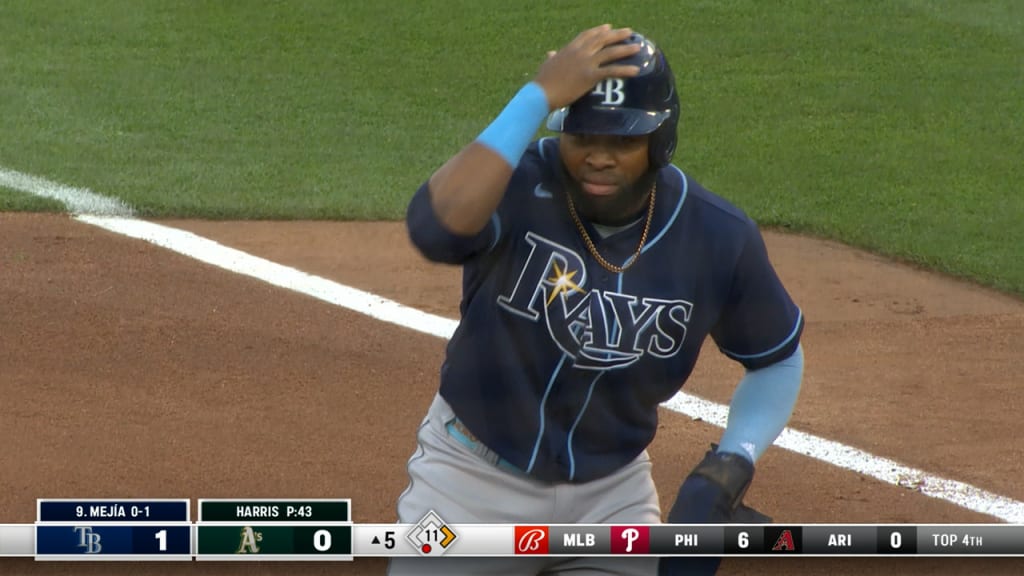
top-left (566, 182), bottom-right (656, 274)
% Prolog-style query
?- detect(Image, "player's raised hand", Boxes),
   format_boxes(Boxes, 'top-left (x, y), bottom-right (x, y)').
top-left (534, 25), bottom-right (642, 111)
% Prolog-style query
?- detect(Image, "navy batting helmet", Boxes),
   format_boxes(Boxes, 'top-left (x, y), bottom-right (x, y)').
top-left (546, 33), bottom-right (680, 168)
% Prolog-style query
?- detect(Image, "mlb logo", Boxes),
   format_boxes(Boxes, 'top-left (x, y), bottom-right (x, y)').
top-left (514, 526), bottom-right (549, 554)
top-left (611, 526), bottom-right (650, 554)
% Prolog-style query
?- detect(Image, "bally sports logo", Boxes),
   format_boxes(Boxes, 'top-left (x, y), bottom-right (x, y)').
top-left (514, 526), bottom-right (549, 554)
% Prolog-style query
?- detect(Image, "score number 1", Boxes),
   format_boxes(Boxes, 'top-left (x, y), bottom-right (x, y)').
top-left (137, 526), bottom-right (189, 555)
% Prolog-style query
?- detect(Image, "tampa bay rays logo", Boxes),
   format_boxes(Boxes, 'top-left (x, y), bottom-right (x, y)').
top-left (592, 78), bottom-right (626, 106)
top-left (497, 232), bottom-right (692, 370)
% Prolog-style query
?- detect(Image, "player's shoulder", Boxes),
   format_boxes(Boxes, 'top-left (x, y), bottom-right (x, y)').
top-left (663, 163), bottom-right (770, 253)
top-left (518, 137), bottom-right (558, 179)
top-left (501, 137), bottom-right (561, 198)
top-left (654, 167), bottom-right (765, 265)
top-left (671, 165), bottom-right (761, 227)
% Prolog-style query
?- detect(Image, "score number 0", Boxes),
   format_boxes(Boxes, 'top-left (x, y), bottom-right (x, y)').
top-left (313, 529), bottom-right (333, 552)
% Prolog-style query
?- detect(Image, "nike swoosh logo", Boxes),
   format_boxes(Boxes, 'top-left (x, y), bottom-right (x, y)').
top-left (533, 184), bottom-right (553, 199)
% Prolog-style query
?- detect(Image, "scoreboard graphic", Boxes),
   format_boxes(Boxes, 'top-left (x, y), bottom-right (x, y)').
top-left (195, 498), bottom-right (353, 561)
top-left (33, 499), bottom-right (192, 560)
top-left (2, 498), bottom-right (1022, 560)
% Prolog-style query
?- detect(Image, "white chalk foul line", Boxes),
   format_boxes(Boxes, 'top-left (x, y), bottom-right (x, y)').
top-left (662, 394), bottom-right (1024, 523)
top-left (0, 168), bottom-right (133, 217)
top-left (75, 215), bottom-right (459, 341)
top-left (5, 164), bottom-right (1023, 523)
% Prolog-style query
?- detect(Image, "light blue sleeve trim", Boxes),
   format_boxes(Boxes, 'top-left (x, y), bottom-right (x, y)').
top-left (717, 344), bottom-right (804, 463)
top-left (487, 212), bottom-right (502, 252)
top-left (476, 82), bottom-right (550, 168)
top-left (721, 309), bottom-right (803, 360)
top-left (537, 136), bottom-right (554, 161)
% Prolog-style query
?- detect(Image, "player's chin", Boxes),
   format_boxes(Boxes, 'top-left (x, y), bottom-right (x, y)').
top-left (576, 195), bottom-right (626, 223)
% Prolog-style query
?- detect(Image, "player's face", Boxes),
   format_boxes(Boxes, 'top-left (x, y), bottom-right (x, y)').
top-left (559, 133), bottom-right (651, 226)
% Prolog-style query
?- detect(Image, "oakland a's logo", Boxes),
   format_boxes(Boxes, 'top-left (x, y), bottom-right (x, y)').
top-left (497, 232), bottom-right (692, 370)
top-left (236, 526), bottom-right (263, 554)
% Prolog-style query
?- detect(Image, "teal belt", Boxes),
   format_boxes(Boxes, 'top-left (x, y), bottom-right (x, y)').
top-left (445, 419), bottom-right (524, 475)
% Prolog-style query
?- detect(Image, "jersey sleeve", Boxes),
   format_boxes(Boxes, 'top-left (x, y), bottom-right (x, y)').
top-left (405, 142), bottom-right (547, 265)
top-left (710, 220), bottom-right (804, 370)
top-left (405, 180), bottom-right (504, 265)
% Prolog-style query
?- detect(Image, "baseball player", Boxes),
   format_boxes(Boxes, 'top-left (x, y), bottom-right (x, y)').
top-left (392, 25), bottom-right (804, 576)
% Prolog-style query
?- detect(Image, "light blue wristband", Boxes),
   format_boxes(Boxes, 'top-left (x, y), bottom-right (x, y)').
top-left (476, 82), bottom-right (551, 168)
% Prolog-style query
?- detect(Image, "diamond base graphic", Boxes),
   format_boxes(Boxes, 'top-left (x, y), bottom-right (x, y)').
top-left (405, 511), bottom-right (458, 557)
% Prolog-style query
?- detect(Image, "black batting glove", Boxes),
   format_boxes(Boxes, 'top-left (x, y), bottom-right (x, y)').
top-left (658, 445), bottom-right (760, 576)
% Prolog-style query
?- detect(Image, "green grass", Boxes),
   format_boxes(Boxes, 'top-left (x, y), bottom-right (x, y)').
top-left (0, 1), bottom-right (1022, 294)
top-left (0, 187), bottom-right (64, 212)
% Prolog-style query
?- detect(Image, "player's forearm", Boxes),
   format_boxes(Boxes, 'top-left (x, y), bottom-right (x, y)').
top-left (426, 82), bottom-right (550, 236)
top-left (717, 344), bottom-right (804, 463)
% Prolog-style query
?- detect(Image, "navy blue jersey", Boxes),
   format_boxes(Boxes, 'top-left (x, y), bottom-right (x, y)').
top-left (407, 138), bottom-right (804, 484)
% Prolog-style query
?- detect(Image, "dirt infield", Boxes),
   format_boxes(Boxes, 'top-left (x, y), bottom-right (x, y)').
top-left (2, 212), bottom-right (1023, 575)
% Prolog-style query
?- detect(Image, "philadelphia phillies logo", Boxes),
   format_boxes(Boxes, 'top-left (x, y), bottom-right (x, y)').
top-left (497, 232), bottom-right (692, 370)
top-left (611, 526), bottom-right (650, 554)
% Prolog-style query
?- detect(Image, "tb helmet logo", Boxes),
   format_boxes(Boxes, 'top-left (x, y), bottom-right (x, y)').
top-left (592, 78), bottom-right (626, 105)
top-left (497, 232), bottom-right (692, 371)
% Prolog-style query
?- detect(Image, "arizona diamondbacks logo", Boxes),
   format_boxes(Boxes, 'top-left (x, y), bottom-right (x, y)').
top-left (497, 232), bottom-right (692, 370)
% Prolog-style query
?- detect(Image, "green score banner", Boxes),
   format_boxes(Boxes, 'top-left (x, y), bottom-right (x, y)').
top-left (197, 525), bottom-right (351, 556)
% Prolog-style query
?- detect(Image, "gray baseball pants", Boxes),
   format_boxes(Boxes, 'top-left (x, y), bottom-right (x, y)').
top-left (387, 393), bottom-right (661, 576)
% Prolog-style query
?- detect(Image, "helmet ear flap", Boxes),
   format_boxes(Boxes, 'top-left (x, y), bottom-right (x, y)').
top-left (648, 51), bottom-right (680, 169)
top-left (648, 120), bottom-right (678, 168)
